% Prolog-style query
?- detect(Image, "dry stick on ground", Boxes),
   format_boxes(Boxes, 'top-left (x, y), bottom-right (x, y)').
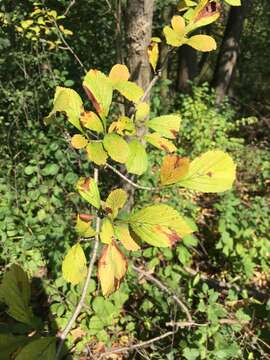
top-left (132, 265), bottom-right (192, 322)
top-left (55, 168), bottom-right (101, 359)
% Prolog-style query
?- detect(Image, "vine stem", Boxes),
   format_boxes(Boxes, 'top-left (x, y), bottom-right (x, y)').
top-left (55, 168), bottom-right (100, 359)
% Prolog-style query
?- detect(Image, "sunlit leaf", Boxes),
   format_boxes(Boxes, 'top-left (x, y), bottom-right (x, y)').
top-left (100, 218), bottom-right (114, 244)
top-left (83, 69), bottom-right (112, 120)
top-left (129, 204), bottom-right (193, 247)
top-left (160, 155), bottom-right (190, 185)
top-left (145, 132), bottom-right (177, 153)
top-left (71, 134), bottom-right (88, 149)
top-left (148, 42), bottom-right (159, 72)
top-left (186, 35), bottom-right (217, 51)
top-left (146, 114), bottom-right (181, 139)
top-left (15, 337), bottom-right (56, 360)
top-left (126, 140), bottom-right (148, 175)
top-left (135, 102), bottom-right (150, 122)
top-left (80, 111), bottom-right (104, 133)
top-left (163, 25), bottom-right (185, 47)
top-left (0, 264), bottom-right (35, 326)
top-left (98, 242), bottom-right (127, 296)
top-left (108, 116), bottom-right (135, 136)
top-left (114, 224), bottom-right (140, 251)
top-left (86, 142), bottom-right (108, 165)
top-left (62, 243), bottom-right (87, 285)
top-left (224, 0), bottom-right (241, 5)
top-left (178, 150), bottom-right (236, 192)
top-left (109, 64), bottom-right (130, 83)
top-left (177, 0), bottom-right (197, 12)
top-left (76, 177), bottom-right (101, 209)
top-left (172, 15), bottom-right (185, 35)
top-left (104, 188), bottom-right (127, 219)
top-left (114, 81), bottom-right (144, 103)
top-left (75, 214), bottom-right (96, 238)
top-left (103, 133), bottom-right (130, 163)
top-left (45, 86), bottom-right (83, 132)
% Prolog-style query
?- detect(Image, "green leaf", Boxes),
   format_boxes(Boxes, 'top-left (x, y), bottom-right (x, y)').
top-left (129, 204), bottom-right (193, 247)
top-left (0, 264), bottom-right (35, 326)
top-left (224, 0), bottom-right (241, 5)
top-left (86, 142), bottom-right (108, 165)
top-left (146, 114), bottom-right (181, 139)
top-left (178, 150), bottom-right (236, 192)
top-left (44, 86), bottom-right (83, 132)
top-left (15, 337), bottom-right (56, 360)
top-left (104, 189), bottom-right (127, 219)
top-left (83, 69), bottom-right (112, 120)
top-left (76, 177), bottom-right (101, 209)
top-left (0, 334), bottom-right (28, 360)
top-left (41, 163), bottom-right (59, 176)
top-left (62, 243), bottom-right (87, 285)
top-left (126, 140), bottom-right (148, 175)
top-left (183, 347), bottom-right (200, 360)
top-left (103, 134), bottom-right (130, 163)
top-left (114, 81), bottom-right (144, 103)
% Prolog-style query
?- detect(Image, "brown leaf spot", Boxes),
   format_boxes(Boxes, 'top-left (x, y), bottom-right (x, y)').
top-left (207, 171), bottom-right (213, 177)
top-left (104, 207), bottom-right (113, 215)
top-left (81, 178), bottom-right (90, 191)
top-left (161, 144), bottom-right (170, 152)
top-left (83, 85), bottom-right (102, 114)
top-left (170, 129), bottom-right (178, 138)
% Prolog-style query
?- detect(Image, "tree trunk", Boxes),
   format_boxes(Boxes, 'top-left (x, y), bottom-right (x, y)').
top-left (177, 45), bottom-right (198, 93)
top-left (211, 0), bottom-right (251, 104)
top-left (126, 0), bottom-right (154, 102)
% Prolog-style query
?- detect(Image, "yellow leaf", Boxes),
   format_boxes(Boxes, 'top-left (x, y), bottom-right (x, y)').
top-left (186, 35), bottom-right (217, 51)
top-left (171, 16), bottom-right (185, 36)
top-left (225, 0), bottom-right (241, 5)
top-left (21, 20), bottom-right (34, 29)
top-left (145, 132), bottom-right (177, 153)
top-left (178, 150), bottom-right (236, 192)
top-left (148, 42), bottom-right (159, 72)
top-left (86, 142), bottom-right (108, 165)
top-left (62, 243), bottom-right (87, 285)
top-left (75, 214), bottom-right (96, 238)
top-left (135, 102), bottom-right (150, 122)
top-left (103, 133), bottom-right (130, 163)
top-left (98, 242), bottom-right (127, 296)
top-left (45, 87), bottom-right (83, 132)
top-left (160, 155), bottom-right (190, 185)
top-left (109, 64), bottom-right (130, 83)
top-left (71, 134), bottom-right (88, 149)
top-left (83, 69), bottom-right (112, 120)
top-left (76, 177), bottom-right (101, 209)
top-left (104, 189), bottom-right (127, 219)
top-left (126, 140), bottom-right (148, 175)
top-left (80, 111), bottom-right (104, 133)
top-left (114, 81), bottom-right (144, 103)
top-left (187, 0), bottom-right (221, 32)
top-left (114, 224), bottom-right (140, 251)
top-left (146, 114), bottom-right (181, 139)
top-left (163, 25), bottom-right (185, 47)
top-left (100, 218), bottom-right (114, 244)
top-left (108, 116), bottom-right (135, 136)
top-left (129, 204), bottom-right (193, 247)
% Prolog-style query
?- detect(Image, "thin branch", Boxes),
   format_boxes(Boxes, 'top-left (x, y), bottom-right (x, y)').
top-left (63, 0), bottom-right (76, 16)
top-left (55, 168), bottom-right (101, 359)
top-left (141, 70), bottom-right (162, 103)
top-left (132, 265), bottom-right (192, 322)
top-left (105, 163), bottom-right (158, 191)
top-left (98, 330), bottom-right (175, 359)
top-left (166, 319), bottom-right (250, 328)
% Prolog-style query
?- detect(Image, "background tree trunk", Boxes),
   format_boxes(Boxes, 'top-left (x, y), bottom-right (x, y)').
top-left (211, 0), bottom-right (251, 104)
top-left (126, 0), bottom-right (154, 102)
top-left (177, 45), bottom-right (198, 93)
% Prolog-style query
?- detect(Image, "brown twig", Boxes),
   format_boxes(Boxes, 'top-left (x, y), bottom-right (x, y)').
top-left (55, 168), bottom-right (101, 359)
top-left (105, 163), bottom-right (159, 191)
top-left (132, 265), bottom-right (192, 322)
top-left (166, 319), bottom-right (250, 328)
top-left (63, 0), bottom-right (76, 16)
